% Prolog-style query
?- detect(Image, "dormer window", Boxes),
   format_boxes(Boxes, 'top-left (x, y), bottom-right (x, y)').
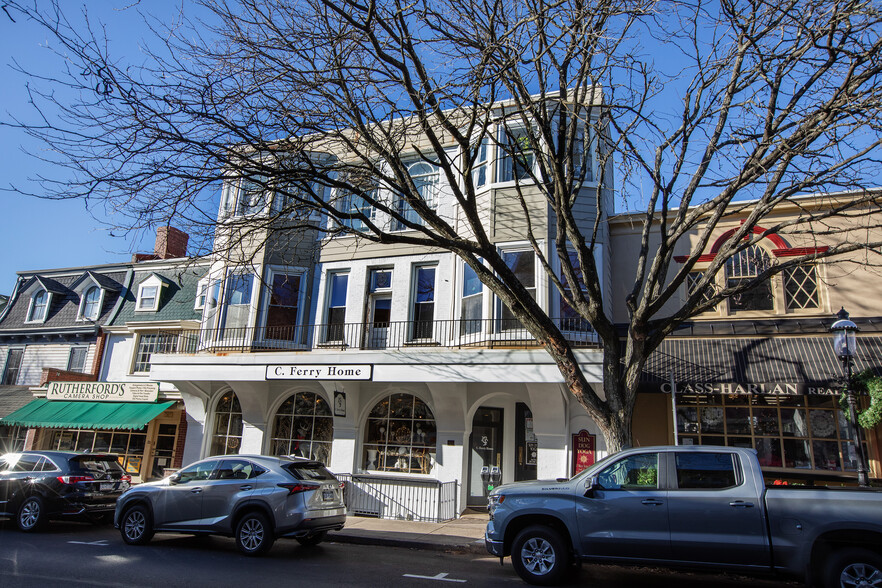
top-left (79, 286), bottom-right (102, 321)
top-left (136, 275), bottom-right (167, 312)
top-left (27, 290), bottom-right (50, 323)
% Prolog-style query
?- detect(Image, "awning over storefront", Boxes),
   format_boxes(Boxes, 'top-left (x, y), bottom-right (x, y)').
top-left (640, 336), bottom-right (882, 392)
top-left (0, 399), bottom-right (175, 430)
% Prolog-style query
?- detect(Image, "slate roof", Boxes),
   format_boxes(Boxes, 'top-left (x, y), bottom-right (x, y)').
top-left (108, 264), bottom-right (205, 325)
top-left (0, 270), bottom-right (129, 332)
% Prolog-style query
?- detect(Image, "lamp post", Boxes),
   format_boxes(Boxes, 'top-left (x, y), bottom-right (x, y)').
top-left (831, 307), bottom-right (870, 487)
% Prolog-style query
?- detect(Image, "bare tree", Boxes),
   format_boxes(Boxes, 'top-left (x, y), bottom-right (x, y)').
top-left (5, 0), bottom-right (882, 451)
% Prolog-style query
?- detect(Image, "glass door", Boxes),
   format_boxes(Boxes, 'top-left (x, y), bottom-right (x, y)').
top-left (468, 407), bottom-right (503, 506)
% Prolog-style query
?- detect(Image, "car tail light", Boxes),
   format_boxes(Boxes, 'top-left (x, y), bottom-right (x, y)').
top-left (121, 474), bottom-right (132, 483)
top-left (338, 481), bottom-right (345, 490)
top-left (277, 483), bottom-right (318, 495)
top-left (57, 475), bottom-right (94, 484)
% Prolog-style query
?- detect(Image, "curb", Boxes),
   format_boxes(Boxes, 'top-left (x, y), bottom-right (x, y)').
top-left (328, 531), bottom-right (487, 554)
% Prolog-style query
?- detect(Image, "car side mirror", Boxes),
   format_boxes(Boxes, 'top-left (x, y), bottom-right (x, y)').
top-left (168, 472), bottom-right (181, 485)
top-left (584, 476), bottom-right (599, 498)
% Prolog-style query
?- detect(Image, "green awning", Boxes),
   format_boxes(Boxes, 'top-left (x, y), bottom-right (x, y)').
top-left (0, 399), bottom-right (175, 430)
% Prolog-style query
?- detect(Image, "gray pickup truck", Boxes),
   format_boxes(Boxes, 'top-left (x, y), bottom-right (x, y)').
top-left (485, 445), bottom-right (882, 587)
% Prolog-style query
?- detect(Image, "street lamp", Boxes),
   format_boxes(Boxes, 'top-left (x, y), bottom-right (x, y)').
top-left (831, 307), bottom-right (870, 487)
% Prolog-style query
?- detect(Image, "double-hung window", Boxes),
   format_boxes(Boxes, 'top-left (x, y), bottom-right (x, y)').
top-left (497, 126), bottom-right (535, 183)
top-left (499, 250), bottom-right (536, 328)
top-left (67, 347), bottom-right (88, 373)
top-left (572, 126), bottom-right (594, 183)
top-left (558, 251), bottom-right (591, 333)
top-left (27, 290), bottom-right (49, 323)
top-left (264, 271), bottom-right (303, 342)
top-left (237, 176), bottom-right (268, 216)
top-left (394, 161), bottom-right (438, 231)
top-left (325, 273), bottom-right (349, 342)
top-left (472, 140), bottom-right (489, 189)
top-left (411, 266), bottom-right (436, 341)
top-left (80, 286), bottom-right (102, 321)
top-left (2, 349), bottom-right (23, 385)
top-left (461, 263), bottom-right (483, 335)
top-left (222, 273), bottom-right (254, 335)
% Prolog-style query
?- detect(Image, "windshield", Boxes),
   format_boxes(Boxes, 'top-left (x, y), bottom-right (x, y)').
top-left (568, 452), bottom-right (616, 483)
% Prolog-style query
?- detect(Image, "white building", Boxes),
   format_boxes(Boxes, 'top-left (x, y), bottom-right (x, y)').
top-left (150, 103), bottom-right (614, 519)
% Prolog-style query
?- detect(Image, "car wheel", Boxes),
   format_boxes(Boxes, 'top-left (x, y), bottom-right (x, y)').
top-left (511, 525), bottom-right (570, 586)
top-left (824, 547), bottom-right (882, 588)
top-left (295, 531), bottom-right (328, 547)
top-left (17, 496), bottom-right (47, 532)
top-left (120, 505), bottom-right (154, 546)
top-left (235, 512), bottom-right (275, 556)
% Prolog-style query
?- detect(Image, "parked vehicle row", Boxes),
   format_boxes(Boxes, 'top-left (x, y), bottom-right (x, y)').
top-left (0, 451), bottom-right (130, 531)
top-left (0, 451), bottom-right (346, 556)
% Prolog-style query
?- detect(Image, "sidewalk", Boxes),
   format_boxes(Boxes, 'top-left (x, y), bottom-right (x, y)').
top-left (328, 512), bottom-right (489, 554)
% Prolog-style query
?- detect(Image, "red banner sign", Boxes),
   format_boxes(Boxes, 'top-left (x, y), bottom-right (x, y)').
top-left (572, 429), bottom-right (596, 475)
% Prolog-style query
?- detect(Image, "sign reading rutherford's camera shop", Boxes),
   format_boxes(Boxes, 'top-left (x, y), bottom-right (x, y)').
top-left (47, 381), bottom-right (160, 403)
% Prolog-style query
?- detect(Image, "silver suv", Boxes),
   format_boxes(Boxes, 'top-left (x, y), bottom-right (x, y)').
top-left (114, 455), bottom-right (345, 555)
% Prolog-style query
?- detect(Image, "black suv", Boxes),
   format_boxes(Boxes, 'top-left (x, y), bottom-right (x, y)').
top-left (0, 451), bottom-right (131, 531)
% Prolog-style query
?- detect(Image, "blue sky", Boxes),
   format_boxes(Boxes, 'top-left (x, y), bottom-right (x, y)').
top-left (0, 2), bottom-right (179, 295)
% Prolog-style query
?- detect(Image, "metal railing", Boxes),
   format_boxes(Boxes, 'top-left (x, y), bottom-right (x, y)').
top-left (154, 317), bottom-right (599, 354)
top-left (337, 473), bottom-right (458, 522)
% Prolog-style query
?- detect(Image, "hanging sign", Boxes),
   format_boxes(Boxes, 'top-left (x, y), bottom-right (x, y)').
top-left (572, 429), bottom-right (596, 475)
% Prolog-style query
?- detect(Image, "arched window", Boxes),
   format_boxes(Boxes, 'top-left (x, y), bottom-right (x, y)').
top-left (28, 290), bottom-right (49, 322)
top-left (81, 286), bottom-right (102, 320)
top-left (726, 244), bottom-right (773, 312)
top-left (270, 392), bottom-right (333, 464)
top-left (210, 391), bottom-right (243, 456)
top-left (363, 393), bottom-right (436, 474)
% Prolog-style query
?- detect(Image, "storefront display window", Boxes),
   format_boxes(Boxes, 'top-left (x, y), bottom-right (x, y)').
top-left (47, 427), bottom-right (146, 474)
top-left (210, 391), bottom-right (243, 456)
top-left (676, 393), bottom-right (867, 475)
top-left (363, 393), bottom-right (436, 474)
top-left (270, 391), bottom-right (333, 464)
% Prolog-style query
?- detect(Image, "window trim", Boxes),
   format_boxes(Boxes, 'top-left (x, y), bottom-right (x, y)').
top-left (25, 290), bottom-right (51, 324)
top-left (410, 264), bottom-right (437, 341)
top-left (2, 348), bottom-right (24, 385)
top-left (135, 276), bottom-right (166, 313)
top-left (496, 245), bottom-right (540, 328)
top-left (77, 285), bottom-right (105, 322)
top-left (67, 346), bottom-right (89, 373)
top-left (259, 266), bottom-right (307, 344)
top-left (323, 271), bottom-right (350, 343)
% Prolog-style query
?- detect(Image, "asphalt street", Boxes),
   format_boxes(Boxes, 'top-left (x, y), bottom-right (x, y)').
top-left (0, 519), bottom-right (799, 587)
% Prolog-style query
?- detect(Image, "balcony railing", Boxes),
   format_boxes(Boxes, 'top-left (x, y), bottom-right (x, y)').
top-left (156, 317), bottom-right (599, 354)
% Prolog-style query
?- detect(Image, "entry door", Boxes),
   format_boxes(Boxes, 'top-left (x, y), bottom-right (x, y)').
top-left (468, 407), bottom-right (503, 506)
top-left (365, 296), bottom-right (391, 349)
top-left (514, 403), bottom-right (537, 481)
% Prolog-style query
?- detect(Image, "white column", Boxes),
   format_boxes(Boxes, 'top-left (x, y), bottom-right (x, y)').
top-left (177, 382), bottom-right (209, 466)
top-left (536, 433), bottom-right (569, 480)
top-left (240, 422), bottom-right (266, 455)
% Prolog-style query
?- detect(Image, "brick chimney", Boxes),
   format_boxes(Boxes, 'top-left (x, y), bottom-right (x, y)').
top-left (155, 226), bottom-right (189, 258)
top-left (133, 226), bottom-right (189, 262)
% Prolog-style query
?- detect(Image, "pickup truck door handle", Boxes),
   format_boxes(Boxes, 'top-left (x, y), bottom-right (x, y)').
top-left (641, 499), bottom-right (664, 506)
top-left (729, 500), bottom-right (754, 508)
top-left (239, 485), bottom-right (253, 491)
top-left (190, 487), bottom-right (203, 494)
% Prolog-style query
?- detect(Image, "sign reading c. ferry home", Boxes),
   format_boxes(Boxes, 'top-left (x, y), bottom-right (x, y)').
top-left (266, 364), bottom-right (373, 381)
top-left (47, 381), bottom-right (160, 403)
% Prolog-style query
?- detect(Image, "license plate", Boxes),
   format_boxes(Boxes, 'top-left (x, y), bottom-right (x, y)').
top-left (322, 490), bottom-right (334, 501)
top-left (99, 483), bottom-right (114, 491)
